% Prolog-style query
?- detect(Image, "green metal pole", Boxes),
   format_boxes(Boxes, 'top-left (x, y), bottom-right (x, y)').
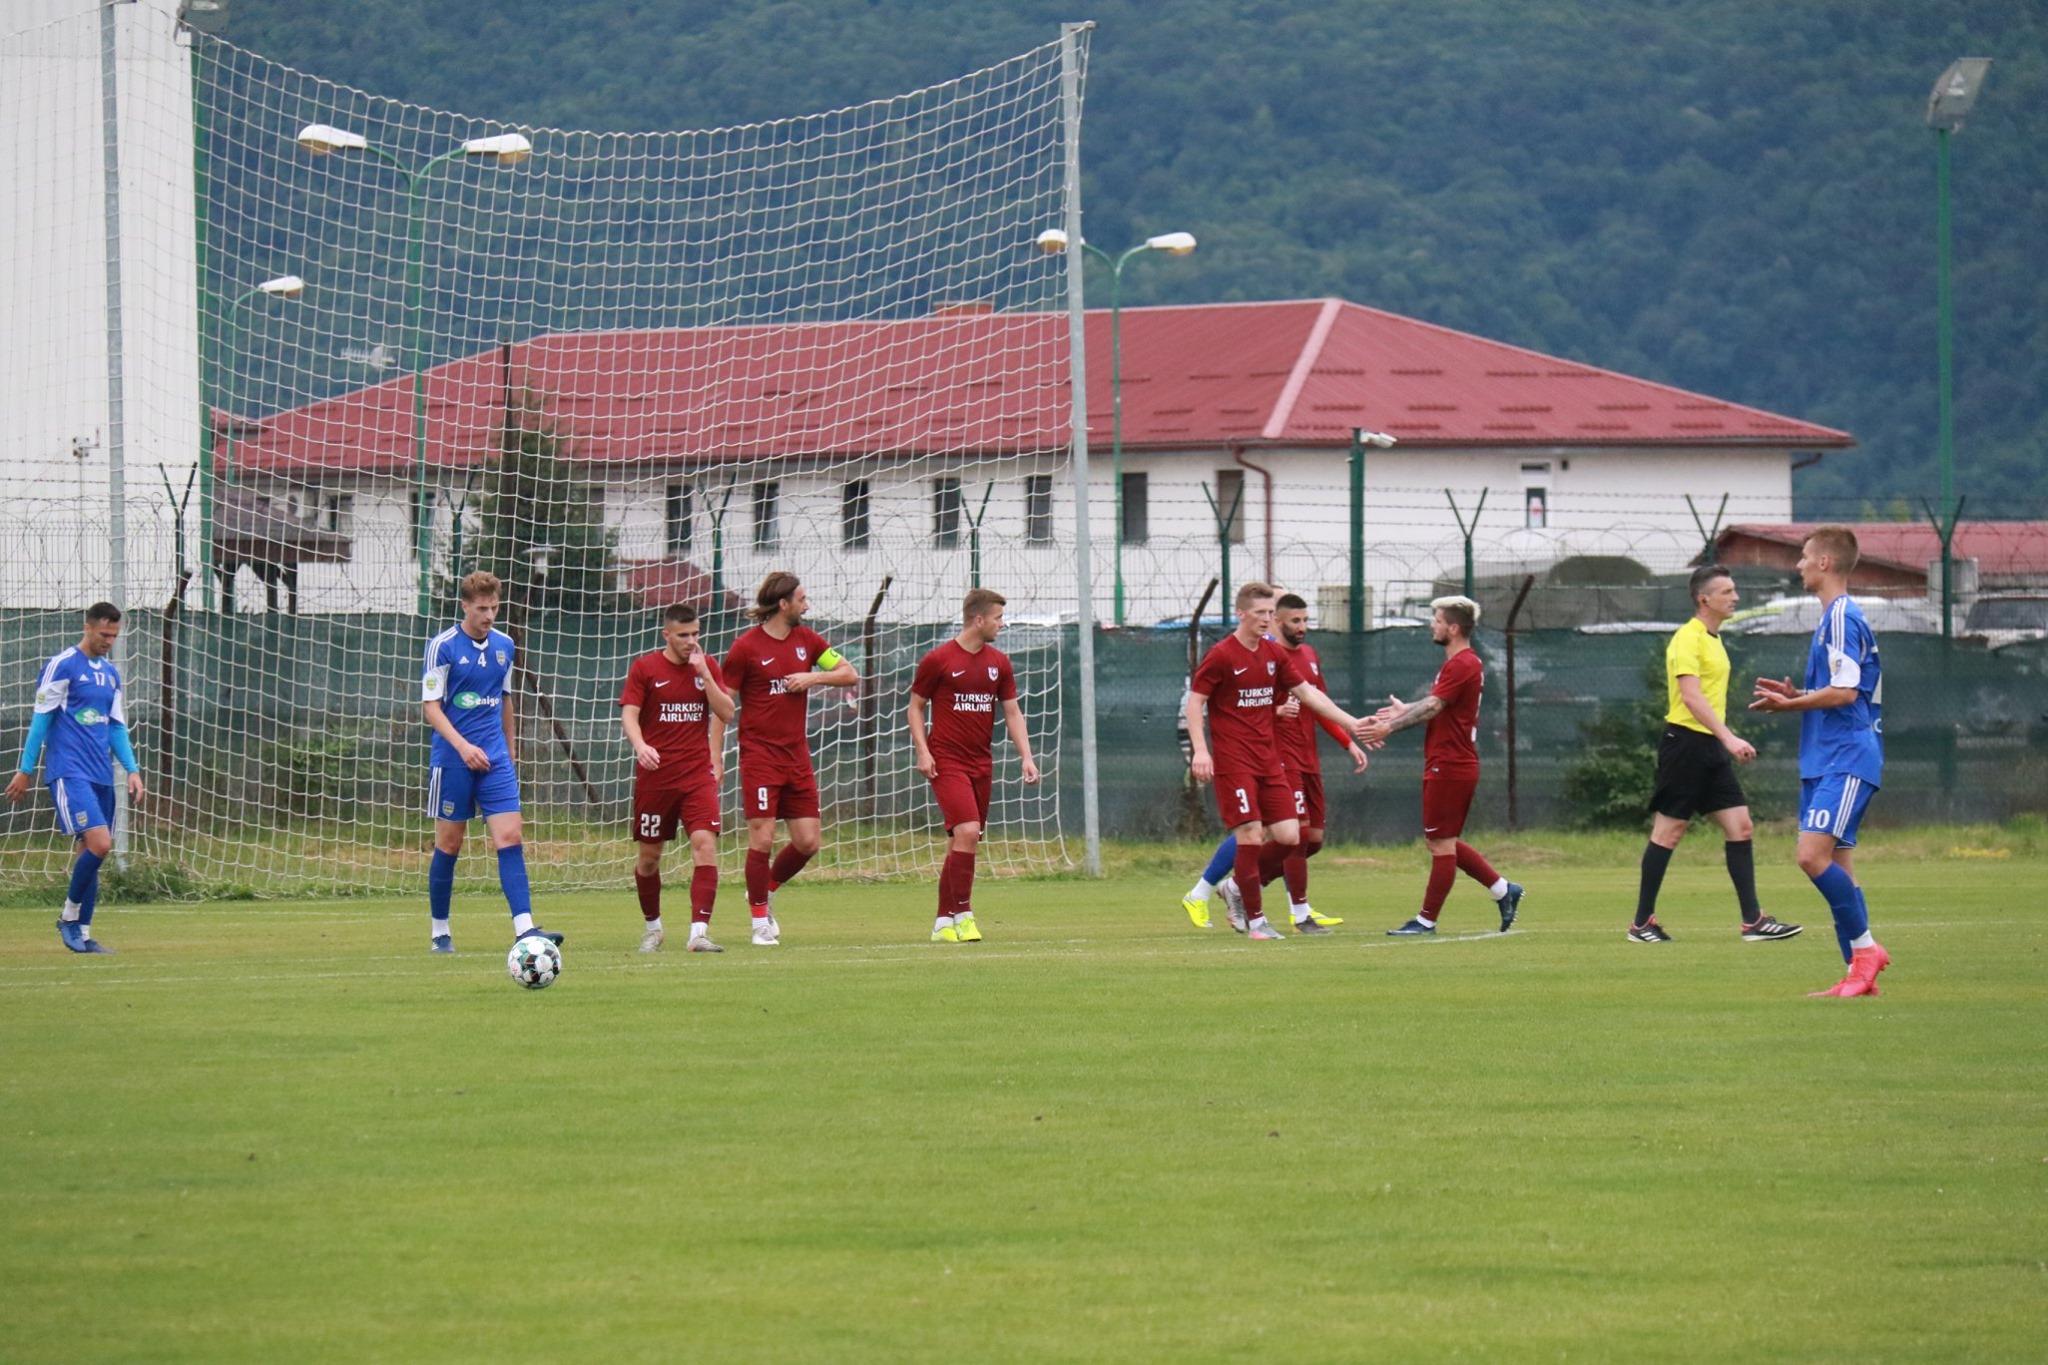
top-left (1936, 126), bottom-right (1955, 644)
top-left (191, 45), bottom-right (215, 607)
top-left (1348, 429), bottom-right (1366, 633)
top-left (1109, 262), bottom-right (1124, 626)
top-left (407, 175), bottom-right (431, 617)
top-left (1348, 428), bottom-right (1367, 711)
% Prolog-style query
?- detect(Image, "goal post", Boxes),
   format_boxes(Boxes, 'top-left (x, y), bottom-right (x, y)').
top-left (0, 6), bottom-right (1095, 898)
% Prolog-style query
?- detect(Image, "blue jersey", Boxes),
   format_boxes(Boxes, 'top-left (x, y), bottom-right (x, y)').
top-left (1798, 596), bottom-right (1883, 785)
top-left (33, 646), bottom-right (128, 785)
top-left (422, 625), bottom-right (515, 767)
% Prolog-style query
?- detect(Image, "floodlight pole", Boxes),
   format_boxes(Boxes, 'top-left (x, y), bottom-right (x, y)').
top-left (1078, 234), bottom-right (1195, 627)
top-left (1935, 125), bottom-right (1956, 643)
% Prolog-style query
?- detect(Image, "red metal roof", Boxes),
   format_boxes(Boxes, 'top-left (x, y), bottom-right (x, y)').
top-left (220, 299), bottom-right (1852, 475)
top-left (1718, 522), bottom-right (2048, 578)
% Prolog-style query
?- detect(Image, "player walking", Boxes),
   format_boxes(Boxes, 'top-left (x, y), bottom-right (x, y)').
top-left (1630, 565), bottom-right (1800, 943)
top-left (717, 572), bottom-right (858, 946)
top-left (1181, 591), bottom-right (1366, 934)
top-left (908, 588), bottom-right (1040, 943)
top-left (6, 602), bottom-right (145, 953)
top-left (421, 571), bottom-right (560, 953)
top-left (620, 605), bottom-right (735, 952)
top-left (1358, 595), bottom-right (1524, 936)
top-left (1748, 526), bottom-right (1890, 997)
top-left (1183, 582), bottom-right (1372, 941)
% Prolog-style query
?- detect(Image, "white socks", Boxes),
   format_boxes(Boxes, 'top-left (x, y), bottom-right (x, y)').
top-left (1487, 878), bottom-right (1509, 900)
top-left (1850, 931), bottom-right (1875, 950)
top-left (1188, 879), bottom-right (1214, 902)
top-left (512, 912), bottom-right (534, 936)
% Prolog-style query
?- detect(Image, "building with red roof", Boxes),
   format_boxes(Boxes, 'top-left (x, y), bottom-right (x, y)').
top-left (221, 298), bottom-right (1855, 620)
top-left (1714, 521), bottom-right (2048, 596)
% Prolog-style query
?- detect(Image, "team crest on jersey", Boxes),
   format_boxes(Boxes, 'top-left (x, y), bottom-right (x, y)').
top-left (1266, 661), bottom-right (1276, 676)
top-left (988, 666), bottom-right (998, 681)
top-left (796, 646), bottom-right (808, 661)
top-left (694, 675), bottom-right (705, 691)
top-left (496, 649), bottom-right (507, 665)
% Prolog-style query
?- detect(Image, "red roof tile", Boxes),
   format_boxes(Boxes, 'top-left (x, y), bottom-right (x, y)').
top-left (219, 299), bottom-right (1852, 475)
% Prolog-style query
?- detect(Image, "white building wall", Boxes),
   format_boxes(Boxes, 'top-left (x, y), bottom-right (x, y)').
top-left (0, 0), bottom-right (200, 609)
top-left (220, 443), bottom-right (1796, 627)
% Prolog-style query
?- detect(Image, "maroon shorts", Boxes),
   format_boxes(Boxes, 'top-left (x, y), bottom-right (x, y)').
top-left (1213, 770), bottom-right (1296, 829)
top-left (741, 767), bottom-right (821, 821)
top-left (929, 768), bottom-right (992, 832)
top-left (635, 779), bottom-right (721, 842)
top-left (1421, 770), bottom-right (1480, 840)
top-left (1296, 770), bottom-right (1326, 830)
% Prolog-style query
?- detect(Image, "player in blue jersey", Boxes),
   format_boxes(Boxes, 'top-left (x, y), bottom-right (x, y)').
top-left (6, 602), bottom-right (146, 953)
top-left (1749, 526), bottom-right (1890, 997)
top-left (421, 571), bottom-right (560, 953)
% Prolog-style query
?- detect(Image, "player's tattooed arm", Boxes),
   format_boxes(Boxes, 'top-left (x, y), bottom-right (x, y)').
top-left (1358, 692), bottom-right (1441, 742)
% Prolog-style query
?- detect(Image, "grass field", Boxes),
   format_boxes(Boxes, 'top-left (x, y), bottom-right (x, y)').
top-left (6, 829), bottom-right (2046, 1362)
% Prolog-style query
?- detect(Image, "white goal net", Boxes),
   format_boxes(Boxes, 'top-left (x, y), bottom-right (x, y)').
top-left (1, 2), bottom-right (1090, 898)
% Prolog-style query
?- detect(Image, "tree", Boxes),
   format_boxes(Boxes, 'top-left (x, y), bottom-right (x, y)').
top-left (459, 391), bottom-right (627, 617)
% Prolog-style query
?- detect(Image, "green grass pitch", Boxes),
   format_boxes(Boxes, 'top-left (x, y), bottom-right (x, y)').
top-left (5, 831), bottom-right (2045, 1362)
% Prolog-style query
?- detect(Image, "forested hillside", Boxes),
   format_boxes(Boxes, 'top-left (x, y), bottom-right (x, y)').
top-left (225, 0), bottom-right (2047, 513)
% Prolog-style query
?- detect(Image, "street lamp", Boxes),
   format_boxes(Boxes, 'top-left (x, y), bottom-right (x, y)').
top-left (1037, 225), bottom-right (1199, 626)
top-left (200, 273), bottom-right (305, 607)
top-left (297, 123), bottom-right (533, 614)
top-left (1924, 57), bottom-right (1991, 642)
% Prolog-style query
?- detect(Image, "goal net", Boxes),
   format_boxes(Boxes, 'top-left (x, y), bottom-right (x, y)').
top-left (1, 3), bottom-right (1088, 898)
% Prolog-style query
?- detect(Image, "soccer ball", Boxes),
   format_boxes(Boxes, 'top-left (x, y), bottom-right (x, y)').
top-left (507, 935), bottom-right (562, 990)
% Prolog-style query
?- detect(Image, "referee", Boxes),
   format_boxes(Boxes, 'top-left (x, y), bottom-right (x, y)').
top-left (1630, 565), bottom-right (1801, 943)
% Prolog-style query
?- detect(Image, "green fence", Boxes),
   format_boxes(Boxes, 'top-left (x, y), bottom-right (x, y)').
top-left (1074, 624), bottom-right (2048, 842)
top-left (4, 609), bottom-right (2045, 894)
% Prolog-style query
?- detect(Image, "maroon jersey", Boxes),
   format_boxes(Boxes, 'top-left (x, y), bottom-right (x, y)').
top-left (619, 650), bottom-right (721, 793)
top-left (911, 638), bottom-right (1018, 774)
top-left (1191, 633), bottom-right (1306, 777)
top-left (722, 623), bottom-right (837, 779)
top-left (1424, 647), bottom-right (1484, 775)
top-left (1276, 640), bottom-right (1349, 776)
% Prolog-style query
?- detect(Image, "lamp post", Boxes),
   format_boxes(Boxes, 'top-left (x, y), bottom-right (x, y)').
top-left (202, 273), bottom-right (303, 604)
top-left (1036, 226), bottom-right (1196, 626)
top-left (1923, 57), bottom-right (1991, 643)
top-left (297, 124), bottom-right (532, 615)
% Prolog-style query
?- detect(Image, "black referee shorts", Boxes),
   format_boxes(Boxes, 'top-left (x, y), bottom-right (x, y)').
top-left (1649, 725), bottom-right (1748, 820)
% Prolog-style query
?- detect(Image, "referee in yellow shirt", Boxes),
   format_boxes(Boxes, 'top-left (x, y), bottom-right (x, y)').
top-left (1630, 565), bottom-right (1802, 943)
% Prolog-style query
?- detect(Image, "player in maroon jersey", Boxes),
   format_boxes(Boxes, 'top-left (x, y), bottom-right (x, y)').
top-left (715, 572), bottom-right (858, 946)
top-left (1268, 591), bottom-right (1370, 927)
top-left (907, 587), bottom-right (1041, 943)
top-left (620, 604), bottom-right (735, 952)
top-left (1183, 581), bottom-right (1374, 941)
top-left (1356, 595), bottom-right (1524, 936)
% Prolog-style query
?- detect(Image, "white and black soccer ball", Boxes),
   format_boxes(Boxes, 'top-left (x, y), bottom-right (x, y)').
top-left (507, 935), bottom-right (562, 990)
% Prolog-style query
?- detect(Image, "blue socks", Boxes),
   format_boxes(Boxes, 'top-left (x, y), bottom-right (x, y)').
top-left (497, 844), bottom-right (533, 920)
top-left (1203, 835), bottom-right (1237, 888)
top-left (68, 848), bottom-right (105, 925)
top-left (1809, 863), bottom-right (1866, 963)
top-left (429, 848), bottom-right (457, 924)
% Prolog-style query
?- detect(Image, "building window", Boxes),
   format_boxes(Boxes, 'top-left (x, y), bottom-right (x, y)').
top-left (751, 480), bottom-right (779, 552)
top-left (1214, 469), bottom-right (1247, 544)
top-left (932, 475), bottom-right (963, 548)
top-left (320, 492), bottom-right (354, 535)
top-left (842, 479), bottom-right (871, 551)
top-left (664, 483), bottom-right (693, 554)
top-left (1024, 473), bottom-right (1054, 545)
top-left (1519, 461), bottom-right (1552, 531)
top-left (1120, 471), bottom-right (1148, 545)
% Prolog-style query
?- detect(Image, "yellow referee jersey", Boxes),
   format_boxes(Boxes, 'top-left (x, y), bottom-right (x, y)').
top-left (1664, 617), bottom-right (1730, 732)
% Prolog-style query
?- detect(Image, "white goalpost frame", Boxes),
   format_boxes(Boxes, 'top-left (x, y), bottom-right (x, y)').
top-left (1, 8), bottom-right (1095, 898)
